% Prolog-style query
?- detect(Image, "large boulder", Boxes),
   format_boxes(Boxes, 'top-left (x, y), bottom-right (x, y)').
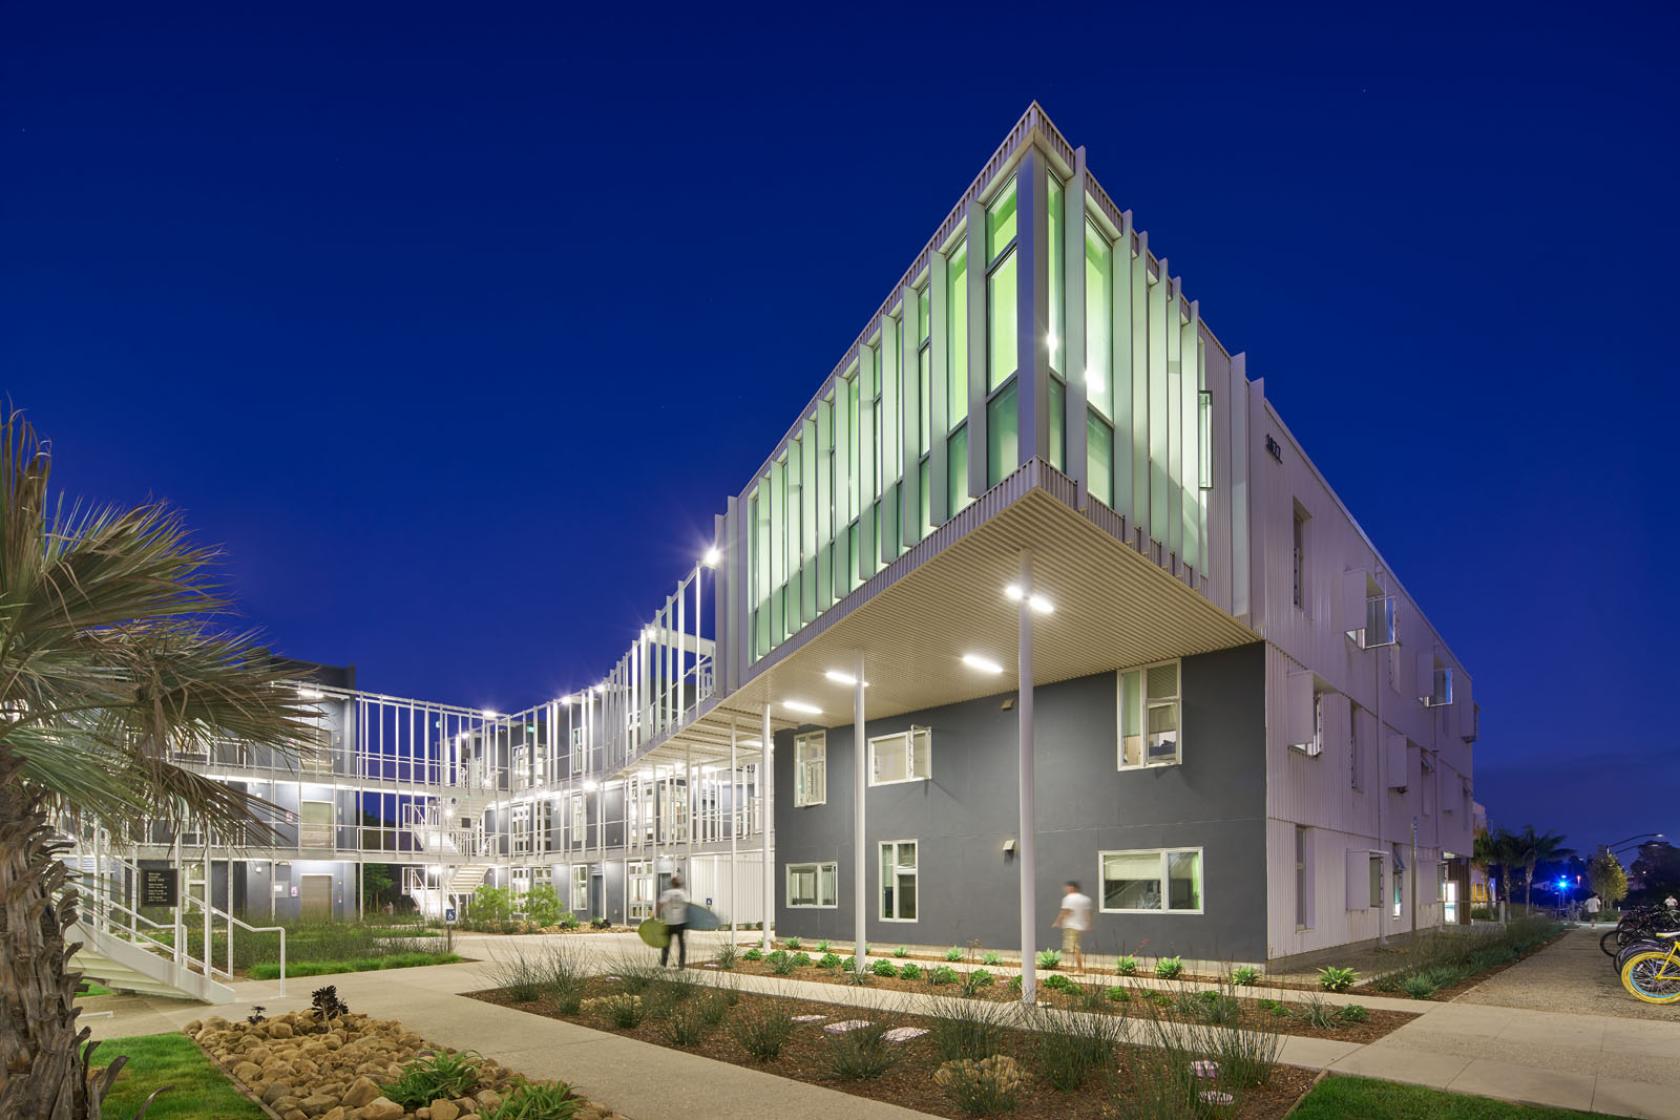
top-left (342, 1076), bottom-right (384, 1109)
top-left (361, 1098), bottom-right (405, 1120)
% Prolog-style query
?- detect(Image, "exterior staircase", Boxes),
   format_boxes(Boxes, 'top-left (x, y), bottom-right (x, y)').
top-left (69, 920), bottom-right (236, 1004)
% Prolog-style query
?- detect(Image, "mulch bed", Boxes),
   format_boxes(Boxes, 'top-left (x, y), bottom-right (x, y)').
top-left (1354, 930), bottom-right (1568, 1002)
top-left (708, 960), bottom-right (1415, 1044)
top-left (468, 980), bottom-right (1319, 1120)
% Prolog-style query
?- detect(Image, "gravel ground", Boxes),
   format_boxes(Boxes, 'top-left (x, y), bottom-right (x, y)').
top-left (1455, 927), bottom-right (1680, 1021)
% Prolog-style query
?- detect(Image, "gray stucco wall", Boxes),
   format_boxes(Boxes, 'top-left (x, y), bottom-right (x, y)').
top-left (773, 642), bottom-right (1268, 962)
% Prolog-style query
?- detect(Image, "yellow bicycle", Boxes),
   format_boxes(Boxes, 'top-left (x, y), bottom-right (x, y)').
top-left (1620, 930), bottom-right (1680, 1004)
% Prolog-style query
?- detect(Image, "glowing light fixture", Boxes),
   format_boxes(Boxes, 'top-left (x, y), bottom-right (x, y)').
top-left (824, 669), bottom-right (867, 687)
top-left (297, 687), bottom-right (324, 701)
top-left (962, 653), bottom-right (1004, 675)
top-left (782, 699), bottom-right (822, 715)
top-left (582, 779), bottom-right (599, 792)
top-left (1004, 584), bottom-right (1054, 614)
top-left (702, 546), bottom-right (722, 568)
top-left (481, 709), bottom-right (500, 719)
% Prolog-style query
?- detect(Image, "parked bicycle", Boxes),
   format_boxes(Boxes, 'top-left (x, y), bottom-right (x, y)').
top-left (1620, 930), bottom-right (1680, 1005)
top-left (1600, 904), bottom-right (1679, 963)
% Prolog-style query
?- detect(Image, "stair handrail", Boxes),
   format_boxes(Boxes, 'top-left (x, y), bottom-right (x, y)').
top-left (180, 891), bottom-right (287, 996)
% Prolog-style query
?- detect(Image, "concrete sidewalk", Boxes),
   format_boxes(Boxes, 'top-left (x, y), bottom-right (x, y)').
top-left (81, 928), bottom-right (1680, 1119)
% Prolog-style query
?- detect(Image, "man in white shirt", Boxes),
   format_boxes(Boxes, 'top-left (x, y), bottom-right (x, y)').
top-left (658, 873), bottom-right (689, 969)
top-left (1052, 880), bottom-right (1094, 974)
top-left (1583, 894), bottom-right (1601, 926)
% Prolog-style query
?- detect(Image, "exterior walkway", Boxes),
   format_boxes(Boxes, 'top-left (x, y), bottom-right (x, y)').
top-left (80, 928), bottom-right (1680, 1119)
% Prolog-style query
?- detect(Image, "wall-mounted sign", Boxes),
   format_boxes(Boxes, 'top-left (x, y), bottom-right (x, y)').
top-left (140, 868), bottom-right (178, 908)
top-left (290, 885), bottom-right (299, 898)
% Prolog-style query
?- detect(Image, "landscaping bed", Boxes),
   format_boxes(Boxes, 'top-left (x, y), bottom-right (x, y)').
top-left (471, 974), bottom-right (1318, 1120)
top-left (704, 955), bottom-right (1415, 1044)
top-left (1354, 918), bottom-right (1564, 1001)
top-left (185, 986), bottom-right (622, 1120)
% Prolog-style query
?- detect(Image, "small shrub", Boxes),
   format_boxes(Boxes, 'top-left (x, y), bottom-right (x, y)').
top-left (980, 950), bottom-right (1002, 966)
top-left (698, 991), bottom-right (731, 1026)
top-left (1337, 1003), bottom-right (1369, 1023)
top-left (589, 916), bottom-right (611, 929)
top-left (713, 943), bottom-right (739, 971)
top-left (872, 959), bottom-right (899, 977)
top-left (1317, 965), bottom-right (1357, 992)
top-left (488, 950), bottom-right (545, 1003)
top-left (1027, 1007), bottom-right (1126, 1091)
top-left (1036, 948), bottom-right (1062, 971)
top-left (770, 952), bottom-right (798, 976)
top-left (1296, 995), bottom-right (1338, 1030)
top-left (382, 1050), bottom-right (482, 1108)
top-left (898, 962), bottom-right (923, 981)
top-left (1401, 974), bottom-right (1439, 1000)
top-left (893, 945), bottom-right (910, 958)
top-left (558, 913), bottom-right (580, 930)
top-left (1258, 998), bottom-right (1289, 1017)
top-left (742, 947), bottom-right (763, 962)
top-left (309, 984), bottom-right (350, 1020)
top-left (1154, 956), bottom-right (1184, 979)
top-left (962, 968), bottom-right (996, 994)
top-left (523, 883), bottom-right (564, 927)
top-left (792, 951), bottom-right (813, 968)
top-left (1116, 954), bottom-right (1139, 976)
top-left (816, 939), bottom-right (830, 952)
top-left (826, 1020), bottom-right (898, 1081)
top-left (840, 955), bottom-right (859, 973)
top-left (1042, 973), bottom-right (1076, 993)
top-left (481, 1082), bottom-right (579, 1120)
top-left (538, 947), bottom-right (586, 1014)
top-left (1229, 965), bottom-right (1261, 986)
top-left (785, 936), bottom-right (802, 950)
top-left (730, 1005), bottom-right (795, 1061)
top-left (1105, 986), bottom-right (1130, 1003)
top-left (1470, 906), bottom-right (1496, 921)
top-left (663, 1001), bottom-right (711, 1047)
top-left (471, 884), bottom-right (516, 926)
top-left (929, 965), bottom-right (959, 985)
top-left (929, 996), bottom-right (1009, 1062)
top-left (1190, 989), bottom-right (1240, 1026)
top-left (946, 947), bottom-right (964, 962)
top-left (817, 952), bottom-right (842, 970)
top-left (934, 1055), bottom-right (1023, 1116)
top-left (583, 993), bottom-right (645, 1028)
top-left (245, 1006), bottom-right (266, 1025)
top-left (616, 962), bottom-right (661, 995)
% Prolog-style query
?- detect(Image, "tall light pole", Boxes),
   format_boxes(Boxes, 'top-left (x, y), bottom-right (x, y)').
top-left (1016, 552), bottom-right (1038, 1006)
top-left (853, 654), bottom-right (868, 975)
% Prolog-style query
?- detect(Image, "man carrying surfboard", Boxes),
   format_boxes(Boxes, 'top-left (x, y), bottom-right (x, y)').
top-left (658, 873), bottom-right (689, 969)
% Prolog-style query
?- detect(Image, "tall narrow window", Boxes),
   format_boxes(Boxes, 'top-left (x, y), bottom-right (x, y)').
top-left (948, 424), bottom-right (971, 515)
top-left (794, 731), bottom-right (826, 807)
top-left (1118, 660), bottom-right (1181, 768)
top-left (1048, 175), bottom-right (1063, 374)
top-left (1047, 376), bottom-right (1065, 473)
top-left (571, 864), bottom-right (588, 912)
top-left (1292, 503), bottom-right (1309, 610)
top-left (1295, 826), bottom-right (1312, 929)
top-left (1087, 411), bottom-right (1113, 507)
top-left (948, 246), bottom-right (968, 432)
top-left (879, 840), bottom-right (918, 921)
top-left (987, 250), bottom-right (1017, 391)
top-left (1198, 390), bottom-right (1213, 489)
top-left (1085, 220), bottom-right (1113, 418)
top-left (987, 379), bottom-right (1018, 486)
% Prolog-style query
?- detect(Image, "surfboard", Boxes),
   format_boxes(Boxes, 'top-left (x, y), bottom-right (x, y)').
top-left (683, 902), bottom-right (721, 932)
top-left (637, 917), bottom-right (670, 948)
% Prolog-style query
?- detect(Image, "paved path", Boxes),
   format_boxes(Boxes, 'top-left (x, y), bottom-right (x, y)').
top-left (1458, 926), bottom-right (1680, 1022)
top-left (79, 929), bottom-right (1680, 1119)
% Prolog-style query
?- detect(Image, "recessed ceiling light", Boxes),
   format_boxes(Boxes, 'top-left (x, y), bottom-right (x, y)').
top-left (962, 653), bottom-right (1004, 675)
top-left (824, 670), bottom-right (868, 687)
top-left (782, 700), bottom-right (822, 715)
top-left (1005, 584), bottom-right (1054, 614)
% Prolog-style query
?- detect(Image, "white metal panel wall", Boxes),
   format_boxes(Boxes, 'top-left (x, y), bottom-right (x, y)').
top-left (688, 853), bottom-right (764, 927)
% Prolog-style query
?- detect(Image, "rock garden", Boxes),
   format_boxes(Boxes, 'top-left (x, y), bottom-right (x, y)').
top-left (184, 984), bottom-right (621, 1120)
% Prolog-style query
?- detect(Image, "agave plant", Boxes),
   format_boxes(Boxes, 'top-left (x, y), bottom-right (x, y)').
top-left (0, 411), bottom-right (314, 1119)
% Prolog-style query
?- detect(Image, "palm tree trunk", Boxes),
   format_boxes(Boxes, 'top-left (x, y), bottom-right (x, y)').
top-left (0, 751), bottom-right (96, 1120)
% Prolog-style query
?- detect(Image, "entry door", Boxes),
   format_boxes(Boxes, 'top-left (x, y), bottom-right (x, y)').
top-left (300, 874), bottom-right (333, 920)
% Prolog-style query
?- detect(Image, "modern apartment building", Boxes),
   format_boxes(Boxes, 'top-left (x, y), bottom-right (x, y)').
top-left (72, 104), bottom-right (1476, 999)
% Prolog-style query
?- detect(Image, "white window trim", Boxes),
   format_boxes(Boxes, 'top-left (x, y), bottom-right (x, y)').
top-left (1097, 846), bottom-right (1204, 915)
top-left (785, 861), bottom-right (838, 909)
top-left (571, 864), bottom-right (589, 912)
top-left (868, 727), bottom-right (932, 787)
top-left (1116, 659), bottom-right (1183, 770)
top-left (794, 731), bottom-right (827, 807)
top-left (879, 839), bottom-right (919, 922)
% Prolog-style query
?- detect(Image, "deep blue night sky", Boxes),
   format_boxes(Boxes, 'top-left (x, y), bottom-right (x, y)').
top-left (5, 5), bottom-right (1676, 851)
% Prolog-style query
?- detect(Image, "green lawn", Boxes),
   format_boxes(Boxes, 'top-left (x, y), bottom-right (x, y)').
top-left (1294, 1077), bottom-right (1596, 1119)
top-left (76, 980), bottom-right (114, 997)
top-left (92, 1033), bottom-right (265, 1120)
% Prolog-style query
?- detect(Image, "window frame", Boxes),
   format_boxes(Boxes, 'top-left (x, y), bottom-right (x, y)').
top-left (794, 730), bottom-right (827, 807)
top-left (1098, 846), bottom-right (1205, 915)
top-left (868, 727), bottom-right (932, 787)
top-left (571, 864), bottom-right (589, 912)
top-left (786, 861), bottom-right (839, 909)
top-left (1117, 659), bottom-right (1183, 770)
top-left (878, 839), bottom-right (919, 922)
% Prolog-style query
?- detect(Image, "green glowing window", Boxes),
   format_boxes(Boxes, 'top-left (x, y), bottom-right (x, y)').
top-left (917, 285), bottom-right (930, 344)
top-left (1048, 375), bottom-right (1065, 474)
top-left (987, 179), bottom-right (1017, 262)
top-left (1048, 175), bottom-right (1063, 374)
top-left (948, 424), bottom-right (971, 515)
top-left (1085, 219), bottom-right (1113, 419)
top-left (948, 245), bottom-right (968, 432)
top-left (918, 346), bottom-right (931, 455)
top-left (987, 380), bottom-right (1018, 487)
top-left (987, 250), bottom-right (1016, 391)
top-left (1087, 410), bottom-right (1113, 507)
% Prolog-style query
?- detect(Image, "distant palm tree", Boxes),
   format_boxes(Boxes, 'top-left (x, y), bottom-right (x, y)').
top-left (0, 411), bottom-right (312, 1119)
top-left (1511, 824), bottom-right (1570, 913)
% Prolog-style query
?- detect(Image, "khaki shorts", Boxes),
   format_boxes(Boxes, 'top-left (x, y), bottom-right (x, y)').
top-left (1062, 927), bottom-right (1083, 954)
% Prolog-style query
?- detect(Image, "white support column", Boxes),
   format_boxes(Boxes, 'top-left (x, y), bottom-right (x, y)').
top-left (761, 703), bottom-right (774, 949)
top-left (853, 655), bottom-right (868, 972)
top-left (1017, 550), bottom-right (1038, 1005)
top-left (729, 716), bottom-right (739, 942)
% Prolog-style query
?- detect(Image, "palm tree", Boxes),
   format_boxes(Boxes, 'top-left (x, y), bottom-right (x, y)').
top-left (0, 411), bottom-right (313, 1119)
top-left (1511, 824), bottom-right (1569, 913)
